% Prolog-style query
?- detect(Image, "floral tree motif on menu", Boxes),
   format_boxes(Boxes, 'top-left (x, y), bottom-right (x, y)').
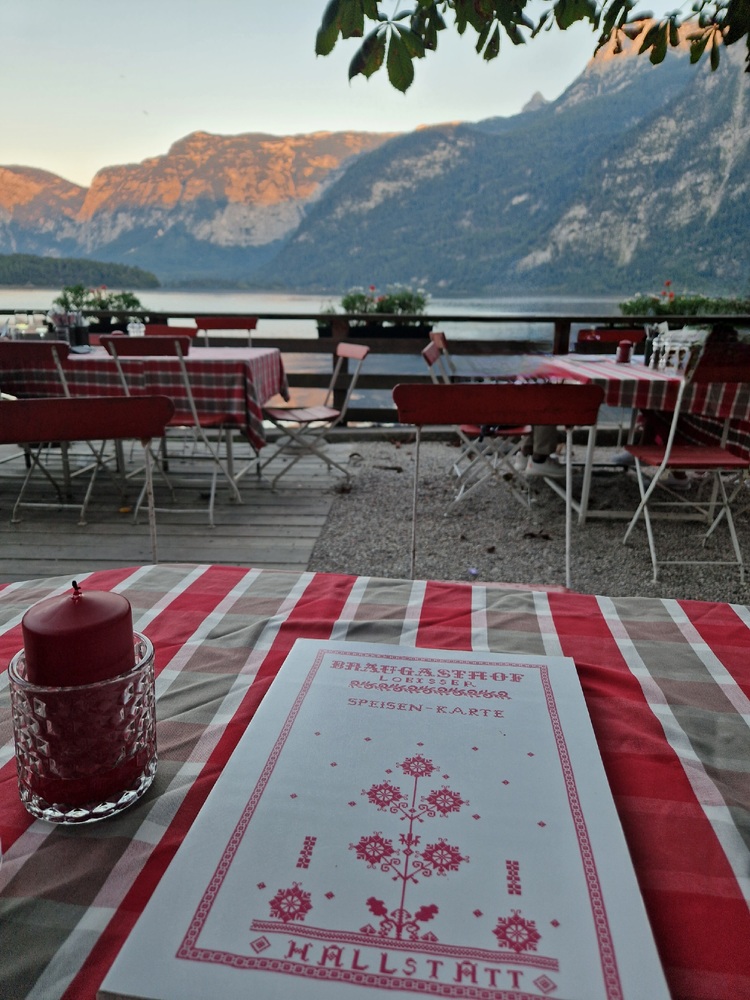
top-left (351, 752), bottom-right (469, 941)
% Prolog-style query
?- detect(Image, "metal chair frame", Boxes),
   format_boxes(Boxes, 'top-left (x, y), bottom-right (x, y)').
top-left (622, 340), bottom-right (750, 583)
top-left (393, 381), bottom-right (604, 588)
top-left (0, 339), bottom-right (124, 520)
top-left (421, 341), bottom-right (530, 506)
top-left (101, 334), bottom-right (243, 526)
top-left (260, 342), bottom-right (370, 489)
top-left (0, 396), bottom-right (174, 562)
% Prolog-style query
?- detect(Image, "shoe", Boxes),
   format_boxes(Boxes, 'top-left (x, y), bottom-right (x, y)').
top-left (660, 473), bottom-right (691, 490)
top-left (526, 456), bottom-right (565, 478)
top-left (511, 452), bottom-right (529, 473)
top-left (611, 450), bottom-right (635, 467)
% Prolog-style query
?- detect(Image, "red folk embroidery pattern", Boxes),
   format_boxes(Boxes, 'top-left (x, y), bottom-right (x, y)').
top-left (351, 752), bottom-right (469, 941)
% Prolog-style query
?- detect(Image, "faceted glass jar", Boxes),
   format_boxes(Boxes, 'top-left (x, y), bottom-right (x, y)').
top-left (8, 633), bottom-right (157, 823)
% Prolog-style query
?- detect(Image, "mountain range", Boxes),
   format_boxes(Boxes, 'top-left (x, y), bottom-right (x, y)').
top-left (1, 37), bottom-right (748, 297)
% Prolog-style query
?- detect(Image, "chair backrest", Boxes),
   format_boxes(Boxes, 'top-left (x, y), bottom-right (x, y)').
top-left (422, 341), bottom-right (451, 384)
top-left (0, 395), bottom-right (175, 446)
top-left (323, 342), bottom-right (370, 418)
top-left (194, 315), bottom-right (258, 331)
top-left (429, 330), bottom-right (457, 376)
top-left (144, 323), bottom-right (196, 338)
top-left (393, 381), bottom-right (603, 430)
top-left (101, 334), bottom-right (192, 358)
top-left (0, 339), bottom-right (71, 396)
top-left (687, 339), bottom-right (750, 385)
top-left (194, 315), bottom-right (257, 346)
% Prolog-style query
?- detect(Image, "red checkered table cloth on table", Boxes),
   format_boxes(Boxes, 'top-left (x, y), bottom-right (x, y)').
top-left (0, 346), bottom-right (289, 452)
top-left (541, 356), bottom-right (750, 458)
top-left (1, 564), bottom-right (748, 1000)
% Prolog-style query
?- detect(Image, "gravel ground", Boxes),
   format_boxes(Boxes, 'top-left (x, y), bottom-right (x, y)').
top-left (307, 438), bottom-right (750, 603)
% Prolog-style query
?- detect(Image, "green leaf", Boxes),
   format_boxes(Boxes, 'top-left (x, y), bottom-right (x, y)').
top-left (554, 0), bottom-right (599, 31)
top-left (348, 28), bottom-right (387, 79)
top-left (724, 0), bottom-right (750, 45)
top-left (395, 24), bottom-right (426, 58)
top-left (483, 23), bottom-right (501, 59)
top-left (339, 0), bottom-right (365, 38)
top-left (689, 29), bottom-right (711, 61)
top-left (386, 29), bottom-right (416, 91)
top-left (315, 0), bottom-right (342, 56)
top-left (710, 31), bottom-right (722, 69)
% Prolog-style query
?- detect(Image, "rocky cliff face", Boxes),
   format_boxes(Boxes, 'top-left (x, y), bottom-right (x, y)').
top-left (2, 36), bottom-right (748, 294)
top-left (0, 129), bottom-right (396, 278)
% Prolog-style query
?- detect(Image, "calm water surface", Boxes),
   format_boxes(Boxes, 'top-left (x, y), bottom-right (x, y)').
top-left (1, 288), bottom-right (622, 344)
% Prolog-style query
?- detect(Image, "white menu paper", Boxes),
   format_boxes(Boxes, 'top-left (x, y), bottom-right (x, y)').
top-left (99, 639), bottom-right (670, 1000)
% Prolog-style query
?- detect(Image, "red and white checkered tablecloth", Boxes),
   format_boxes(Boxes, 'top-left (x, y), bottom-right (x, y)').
top-left (1, 564), bottom-right (748, 1000)
top-left (0, 346), bottom-right (289, 452)
top-left (541, 356), bottom-right (750, 458)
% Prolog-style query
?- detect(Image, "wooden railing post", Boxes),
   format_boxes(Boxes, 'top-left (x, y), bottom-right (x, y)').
top-left (553, 319), bottom-right (571, 354)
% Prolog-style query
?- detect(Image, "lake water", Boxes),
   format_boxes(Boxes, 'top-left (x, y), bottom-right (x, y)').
top-left (0, 288), bottom-right (623, 344)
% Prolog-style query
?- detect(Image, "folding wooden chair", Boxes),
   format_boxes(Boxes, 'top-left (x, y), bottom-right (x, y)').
top-left (194, 316), bottom-right (258, 347)
top-left (0, 396), bottom-right (174, 562)
top-left (101, 334), bottom-right (243, 526)
top-left (622, 339), bottom-right (750, 583)
top-left (0, 339), bottom-right (122, 517)
top-left (260, 342), bottom-right (370, 489)
top-left (422, 341), bottom-right (530, 505)
top-left (393, 381), bottom-right (604, 587)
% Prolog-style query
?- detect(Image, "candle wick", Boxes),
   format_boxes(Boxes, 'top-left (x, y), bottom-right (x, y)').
top-left (72, 580), bottom-right (82, 598)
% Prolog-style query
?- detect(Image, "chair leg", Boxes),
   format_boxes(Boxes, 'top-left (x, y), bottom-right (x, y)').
top-left (704, 473), bottom-right (745, 584)
top-left (410, 428), bottom-right (421, 579)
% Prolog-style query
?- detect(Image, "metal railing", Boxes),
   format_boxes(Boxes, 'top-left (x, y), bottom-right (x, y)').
top-left (6, 310), bottom-right (750, 424)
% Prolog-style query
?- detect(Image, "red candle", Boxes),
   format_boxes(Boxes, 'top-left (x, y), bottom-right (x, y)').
top-left (22, 581), bottom-right (135, 686)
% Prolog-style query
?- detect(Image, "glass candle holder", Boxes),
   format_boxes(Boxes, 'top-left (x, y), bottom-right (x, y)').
top-left (8, 633), bottom-right (157, 824)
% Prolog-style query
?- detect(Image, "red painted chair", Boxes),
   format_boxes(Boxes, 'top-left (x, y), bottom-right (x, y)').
top-left (194, 316), bottom-right (258, 346)
top-left (261, 342), bottom-right (370, 488)
top-left (422, 340), bottom-right (531, 506)
top-left (100, 334), bottom-right (242, 525)
top-left (622, 338), bottom-right (750, 583)
top-left (393, 381), bottom-right (604, 587)
top-left (0, 396), bottom-right (174, 562)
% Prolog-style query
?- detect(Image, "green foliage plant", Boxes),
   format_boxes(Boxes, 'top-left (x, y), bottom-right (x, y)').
top-left (52, 284), bottom-right (144, 316)
top-left (339, 283), bottom-right (429, 325)
top-left (620, 280), bottom-right (750, 317)
top-left (316, 1), bottom-right (748, 94)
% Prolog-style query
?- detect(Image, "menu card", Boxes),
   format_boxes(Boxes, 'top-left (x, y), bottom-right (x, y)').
top-left (99, 639), bottom-right (669, 1000)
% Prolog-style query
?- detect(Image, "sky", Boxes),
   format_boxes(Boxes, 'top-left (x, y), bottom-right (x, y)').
top-left (3, 0), bottom-right (666, 187)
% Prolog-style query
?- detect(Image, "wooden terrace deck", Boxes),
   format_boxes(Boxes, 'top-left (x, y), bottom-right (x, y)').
top-left (0, 436), bottom-right (359, 583)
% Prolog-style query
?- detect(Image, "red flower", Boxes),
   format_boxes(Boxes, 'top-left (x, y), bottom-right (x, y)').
top-left (664, 280), bottom-right (672, 287)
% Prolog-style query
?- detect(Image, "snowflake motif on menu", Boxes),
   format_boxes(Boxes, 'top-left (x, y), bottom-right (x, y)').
top-left (493, 909), bottom-right (542, 953)
top-left (350, 752), bottom-right (469, 941)
top-left (268, 882), bottom-right (312, 924)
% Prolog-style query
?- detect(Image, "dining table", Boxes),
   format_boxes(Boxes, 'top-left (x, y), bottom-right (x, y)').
top-left (0, 563), bottom-right (748, 1000)
top-left (0, 345), bottom-right (289, 453)
top-left (536, 355), bottom-right (750, 521)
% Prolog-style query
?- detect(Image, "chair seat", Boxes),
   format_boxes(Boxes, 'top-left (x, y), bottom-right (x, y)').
top-left (265, 405), bottom-right (340, 424)
top-left (627, 444), bottom-right (748, 469)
